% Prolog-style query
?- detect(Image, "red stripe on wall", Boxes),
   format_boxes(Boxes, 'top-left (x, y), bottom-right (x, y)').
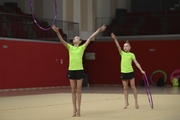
top-left (84, 40), bottom-right (180, 85)
top-left (0, 40), bottom-right (69, 89)
top-left (0, 39), bottom-right (179, 89)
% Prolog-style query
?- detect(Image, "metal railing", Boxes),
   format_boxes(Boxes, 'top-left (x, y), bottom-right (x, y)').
top-left (0, 12), bottom-right (79, 42)
top-left (96, 11), bottom-right (180, 36)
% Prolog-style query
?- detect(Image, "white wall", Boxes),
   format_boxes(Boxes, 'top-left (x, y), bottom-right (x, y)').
top-left (97, 0), bottom-right (111, 18)
top-left (62, 0), bottom-right (66, 21)
top-left (73, 0), bottom-right (80, 23)
top-left (87, 0), bottom-right (93, 32)
top-left (43, 0), bottom-right (54, 19)
top-left (118, 0), bottom-right (126, 9)
top-left (0, 0), bottom-right (129, 39)
top-left (96, 0), bottom-right (111, 36)
top-left (0, 0), bottom-right (130, 21)
top-left (81, 0), bottom-right (94, 40)
top-left (118, 0), bottom-right (131, 12)
top-left (126, 0), bottom-right (131, 12)
top-left (23, 0), bottom-right (32, 14)
top-left (43, 0), bottom-right (62, 20)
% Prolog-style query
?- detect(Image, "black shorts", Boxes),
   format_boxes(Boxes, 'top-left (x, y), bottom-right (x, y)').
top-left (121, 72), bottom-right (135, 80)
top-left (67, 70), bottom-right (84, 80)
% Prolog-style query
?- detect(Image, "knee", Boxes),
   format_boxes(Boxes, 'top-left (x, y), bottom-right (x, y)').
top-left (123, 86), bottom-right (128, 90)
top-left (71, 88), bottom-right (77, 93)
top-left (131, 86), bottom-right (136, 90)
top-left (77, 88), bottom-right (82, 93)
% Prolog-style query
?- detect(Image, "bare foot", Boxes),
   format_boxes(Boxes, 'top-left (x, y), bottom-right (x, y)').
top-left (72, 109), bottom-right (77, 117)
top-left (76, 110), bottom-right (81, 117)
top-left (123, 103), bottom-right (129, 109)
top-left (135, 103), bottom-right (139, 109)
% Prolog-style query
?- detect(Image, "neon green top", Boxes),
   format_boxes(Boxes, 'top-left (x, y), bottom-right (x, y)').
top-left (120, 51), bottom-right (135, 73)
top-left (67, 44), bottom-right (86, 70)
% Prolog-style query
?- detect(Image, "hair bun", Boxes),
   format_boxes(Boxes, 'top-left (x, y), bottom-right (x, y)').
top-left (126, 40), bottom-right (129, 43)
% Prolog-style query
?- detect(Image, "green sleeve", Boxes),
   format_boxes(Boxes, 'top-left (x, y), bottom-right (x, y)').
top-left (67, 43), bottom-right (71, 50)
top-left (120, 50), bottom-right (124, 55)
top-left (132, 53), bottom-right (136, 59)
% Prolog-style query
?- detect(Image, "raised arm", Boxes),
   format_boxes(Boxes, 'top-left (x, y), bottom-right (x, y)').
top-left (111, 33), bottom-right (122, 53)
top-left (84, 25), bottom-right (106, 47)
top-left (133, 59), bottom-right (145, 74)
top-left (52, 25), bottom-right (67, 47)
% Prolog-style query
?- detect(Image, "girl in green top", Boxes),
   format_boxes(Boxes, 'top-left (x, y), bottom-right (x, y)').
top-left (111, 33), bottom-right (145, 109)
top-left (52, 25), bottom-right (106, 117)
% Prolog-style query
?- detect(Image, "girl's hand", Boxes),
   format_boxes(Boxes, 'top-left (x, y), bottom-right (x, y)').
top-left (141, 70), bottom-right (145, 74)
top-left (98, 25), bottom-right (106, 32)
top-left (111, 33), bottom-right (117, 40)
top-left (52, 25), bottom-right (59, 33)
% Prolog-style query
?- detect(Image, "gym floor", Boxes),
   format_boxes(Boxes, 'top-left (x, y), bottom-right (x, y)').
top-left (0, 85), bottom-right (180, 120)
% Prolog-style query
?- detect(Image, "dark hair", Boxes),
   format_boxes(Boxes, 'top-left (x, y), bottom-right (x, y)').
top-left (79, 39), bottom-right (83, 46)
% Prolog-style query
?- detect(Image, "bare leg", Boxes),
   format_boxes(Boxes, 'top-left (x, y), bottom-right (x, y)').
top-left (70, 80), bottom-right (77, 116)
top-left (122, 80), bottom-right (129, 109)
top-left (76, 79), bottom-right (83, 117)
top-left (130, 78), bottom-right (139, 109)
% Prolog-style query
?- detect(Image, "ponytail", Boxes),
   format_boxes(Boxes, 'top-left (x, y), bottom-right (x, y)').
top-left (126, 40), bottom-right (131, 46)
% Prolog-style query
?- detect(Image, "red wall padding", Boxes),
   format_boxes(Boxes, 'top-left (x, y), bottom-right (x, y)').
top-left (0, 39), bottom-right (179, 89)
top-left (84, 40), bottom-right (180, 85)
top-left (0, 40), bottom-right (69, 89)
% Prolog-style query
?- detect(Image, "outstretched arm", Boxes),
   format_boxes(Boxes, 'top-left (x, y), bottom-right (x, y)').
top-left (84, 25), bottom-right (106, 47)
top-left (52, 25), bottom-right (67, 47)
top-left (111, 33), bottom-right (122, 53)
top-left (133, 59), bottom-right (145, 74)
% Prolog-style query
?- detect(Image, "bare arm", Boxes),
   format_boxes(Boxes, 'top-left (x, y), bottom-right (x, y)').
top-left (52, 25), bottom-right (67, 47)
top-left (111, 33), bottom-right (122, 53)
top-left (133, 58), bottom-right (145, 74)
top-left (84, 25), bottom-right (106, 47)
